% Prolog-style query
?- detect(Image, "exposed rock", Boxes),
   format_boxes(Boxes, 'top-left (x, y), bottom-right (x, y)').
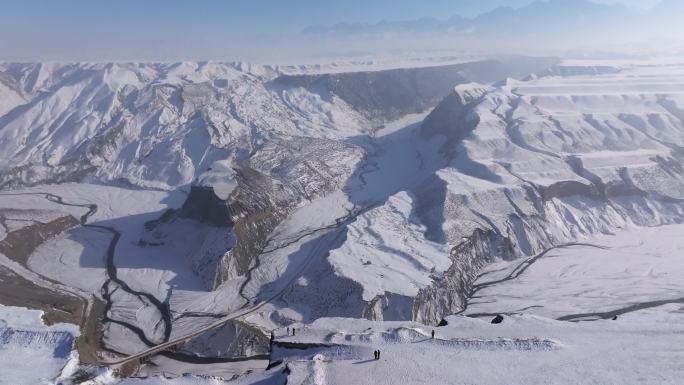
top-left (413, 229), bottom-right (514, 325)
top-left (178, 186), bottom-right (232, 227)
top-left (0, 215), bottom-right (80, 266)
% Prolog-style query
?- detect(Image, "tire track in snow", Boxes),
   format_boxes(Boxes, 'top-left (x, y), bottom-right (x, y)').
top-left (558, 297), bottom-right (684, 322)
top-left (459, 242), bottom-right (607, 316)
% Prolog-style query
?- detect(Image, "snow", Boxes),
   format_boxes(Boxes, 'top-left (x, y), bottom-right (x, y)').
top-left (465, 224), bottom-right (684, 320)
top-left (6, 302), bottom-right (684, 384)
top-left (275, 54), bottom-right (482, 75)
top-left (0, 305), bottom-right (79, 385)
top-left (196, 160), bottom-right (238, 200)
top-left (0, 62), bottom-right (372, 190)
top-left (268, 305), bottom-right (684, 384)
top-left (1, 58), bottom-right (684, 384)
top-left (0, 183), bottom-right (242, 355)
top-left (214, 59), bottom-right (684, 332)
top-left (329, 191), bottom-right (451, 302)
top-left (62, 366), bottom-right (274, 385)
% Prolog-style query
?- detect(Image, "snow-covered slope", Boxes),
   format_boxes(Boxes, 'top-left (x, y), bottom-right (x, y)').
top-left (0, 304), bottom-right (79, 385)
top-left (1, 58), bottom-right (684, 383)
top-left (264, 305), bottom-right (684, 384)
top-left (0, 59), bottom-right (551, 191)
top-left (0, 61), bottom-right (370, 190)
top-left (237, 60), bottom-right (684, 327)
top-left (465, 224), bottom-right (684, 320)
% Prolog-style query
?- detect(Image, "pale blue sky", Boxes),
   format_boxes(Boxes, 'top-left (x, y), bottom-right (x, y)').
top-left (0, 0), bottom-right (664, 61)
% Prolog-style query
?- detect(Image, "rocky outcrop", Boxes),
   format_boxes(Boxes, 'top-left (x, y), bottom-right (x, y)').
top-left (214, 138), bottom-right (364, 287)
top-left (413, 229), bottom-right (513, 325)
top-left (178, 186), bottom-right (233, 227)
top-left (178, 320), bottom-right (270, 358)
top-left (0, 215), bottom-right (80, 266)
top-left (213, 166), bottom-right (288, 285)
top-left (363, 293), bottom-right (414, 322)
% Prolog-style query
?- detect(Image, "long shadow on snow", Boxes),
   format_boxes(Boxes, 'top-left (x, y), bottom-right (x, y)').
top-left (256, 225), bottom-right (367, 322)
top-left (74, 210), bottom-right (209, 293)
top-left (254, 100), bottom-right (495, 321)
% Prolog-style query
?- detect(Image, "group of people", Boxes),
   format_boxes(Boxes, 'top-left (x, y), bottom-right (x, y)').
top-left (286, 327), bottom-right (296, 336)
top-left (371, 330), bottom-right (434, 361)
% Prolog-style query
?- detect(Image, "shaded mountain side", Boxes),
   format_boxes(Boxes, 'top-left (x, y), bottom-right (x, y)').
top-left (271, 57), bottom-right (558, 122)
top-left (177, 186), bottom-right (233, 227)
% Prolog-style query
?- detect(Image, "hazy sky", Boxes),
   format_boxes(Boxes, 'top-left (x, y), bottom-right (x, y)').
top-left (0, 0), bottom-right (666, 62)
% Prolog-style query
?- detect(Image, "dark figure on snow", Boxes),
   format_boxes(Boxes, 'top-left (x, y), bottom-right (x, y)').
top-left (612, 315), bottom-right (618, 320)
top-left (377, 349), bottom-right (381, 360)
top-left (292, 328), bottom-right (296, 336)
top-left (373, 350), bottom-right (378, 360)
top-left (431, 330), bottom-right (435, 339)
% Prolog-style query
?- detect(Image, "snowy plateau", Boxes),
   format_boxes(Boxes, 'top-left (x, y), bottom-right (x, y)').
top-left (0, 57), bottom-right (683, 384)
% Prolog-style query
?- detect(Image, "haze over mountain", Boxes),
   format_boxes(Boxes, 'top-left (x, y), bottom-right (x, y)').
top-left (1, 0), bottom-right (684, 384)
top-left (2, 54), bottom-right (684, 385)
top-left (0, 0), bottom-right (680, 62)
top-left (302, 0), bottom-right (684, 57)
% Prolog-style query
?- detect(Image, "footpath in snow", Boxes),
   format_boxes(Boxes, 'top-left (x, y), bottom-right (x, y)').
top-left (268, 307), bottom-right (684, 385)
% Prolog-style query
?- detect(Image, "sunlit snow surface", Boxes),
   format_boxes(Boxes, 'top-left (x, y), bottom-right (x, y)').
top-left (5, 303), bottom-right (684, 385)
top-left (465, 224), bottom-right (684, 320)
top-left (0, 305), bottom-right (78, 385)
top-left (0, 58), bottom-right (683, 384)
top-left (267, 306), bottom-right (684, 385)
top-left (0, 184), bottom-right (243, 356)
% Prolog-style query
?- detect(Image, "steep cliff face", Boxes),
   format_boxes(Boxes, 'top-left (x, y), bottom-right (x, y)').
top-left (284, 64), bottom-right (684, 326)
top-left (272, 58), bottom-right (558, 123)
top-left (404, 66), bottom-right (684, 324)
top-left (178, 320), bottom-right (270, 358)
top-left (178, 186), bottom-right (233, 227)
top-left (211, 135), bottom-right (364, 287)
top-left (413, 229), bottom-right (513, 324)
top-left (213, 166), bottom-right (287, 284)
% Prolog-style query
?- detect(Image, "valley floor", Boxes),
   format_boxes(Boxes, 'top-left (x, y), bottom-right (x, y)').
top-left (1, 223), bottom-right (683, 384)
top-left (464, 224), bottom-right (684, 321)
top-left (1, 58), bottom-right (684, 384)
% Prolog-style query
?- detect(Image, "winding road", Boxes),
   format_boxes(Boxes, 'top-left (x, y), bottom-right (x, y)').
top-left (1, 191), bottom-right (263, 365)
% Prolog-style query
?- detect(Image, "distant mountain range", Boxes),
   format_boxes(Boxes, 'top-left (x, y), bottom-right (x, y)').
top-left (302, 0), bottom-right (681, 50)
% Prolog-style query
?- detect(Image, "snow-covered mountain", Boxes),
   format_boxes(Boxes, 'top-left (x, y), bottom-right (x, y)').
top-left (1, 57), bottom-right (684, 383)
top-left (0, 59), bottom-right (553, 191)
